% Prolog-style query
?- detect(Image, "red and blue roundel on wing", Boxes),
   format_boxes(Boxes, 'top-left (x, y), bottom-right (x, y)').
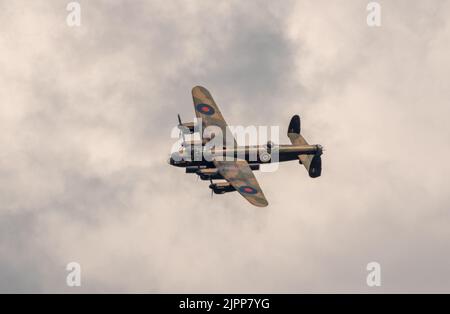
top-left (195, 103), bottom-right (215, 116)
top-left (239, 186), bottom-right (258, 194)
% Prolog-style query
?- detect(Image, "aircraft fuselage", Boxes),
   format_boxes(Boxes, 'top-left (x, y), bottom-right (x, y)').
top-left (168, 144), bottom-right (323, 168)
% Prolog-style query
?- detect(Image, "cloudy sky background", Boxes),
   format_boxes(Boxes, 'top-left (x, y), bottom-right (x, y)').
top-left (1, 0), bottom-right (450, 292)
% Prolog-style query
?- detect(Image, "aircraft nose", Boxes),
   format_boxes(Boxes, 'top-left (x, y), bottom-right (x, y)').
top-left (168, 152), bottom-right (182, 165)
top-left (167, 152), bottom-right (176, 165)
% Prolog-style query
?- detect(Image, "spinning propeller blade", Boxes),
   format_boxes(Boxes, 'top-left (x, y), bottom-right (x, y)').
top-left (177, 114), bottom-right (186, 143)
top-left (210, 178), bottom-right (214, 198)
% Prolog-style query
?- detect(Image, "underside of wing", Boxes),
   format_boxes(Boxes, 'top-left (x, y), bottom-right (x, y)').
top-left (192, 86), bottom-right (236, 147)
top-left (213, 160), bottom-right (268, 207)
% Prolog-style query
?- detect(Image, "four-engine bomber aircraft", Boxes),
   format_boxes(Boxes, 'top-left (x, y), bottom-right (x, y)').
top-left (168, 86), bottom-right (323, 207)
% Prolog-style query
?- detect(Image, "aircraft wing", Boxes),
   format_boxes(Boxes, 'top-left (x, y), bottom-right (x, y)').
top-left (192, 86), bottom-right (237, 147)
top-left (213, 160), bottom-right (268, 207)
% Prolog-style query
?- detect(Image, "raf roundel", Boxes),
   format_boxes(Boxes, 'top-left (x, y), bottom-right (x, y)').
top-left (195, 103), bottom-right (215, 116)
top-left (239, 186), bottom-right (258, 195)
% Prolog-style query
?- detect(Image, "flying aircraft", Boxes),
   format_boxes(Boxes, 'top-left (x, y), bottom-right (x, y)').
top-left (168, 86), bottom-right (323, 207)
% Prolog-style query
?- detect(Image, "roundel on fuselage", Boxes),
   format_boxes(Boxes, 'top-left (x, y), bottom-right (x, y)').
top-left (195, 103), bottom-right (215, 116)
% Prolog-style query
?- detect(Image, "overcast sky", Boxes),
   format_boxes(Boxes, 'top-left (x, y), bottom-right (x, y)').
top-left (1, 0), bottom-right (450, 293)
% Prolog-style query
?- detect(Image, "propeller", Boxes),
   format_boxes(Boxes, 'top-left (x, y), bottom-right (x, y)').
top-left (177, 114), bottom-right (186, 143)
top-left (210, 178), bottom-right (214, 199)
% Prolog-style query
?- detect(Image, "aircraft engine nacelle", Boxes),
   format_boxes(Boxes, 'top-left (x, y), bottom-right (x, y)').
top-left (209, 182), bottom-right (236, 194)
top-left (200, 173), bottom-right (223, 180)
top-left (185, 166), bottom-right (207, 173)
top-left (182, 138), bottom-right (210, 147)
top-left (178, 122), bottom-right (197, 134)
top-left (197, 168), bottom-right (223, 180)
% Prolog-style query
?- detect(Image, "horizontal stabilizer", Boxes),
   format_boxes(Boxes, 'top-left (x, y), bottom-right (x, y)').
top-left (287, 115), bottom-right (322, 178)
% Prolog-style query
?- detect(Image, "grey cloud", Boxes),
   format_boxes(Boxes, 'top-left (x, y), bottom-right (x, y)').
top-left (0, 0), bottom-right (449, 293)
